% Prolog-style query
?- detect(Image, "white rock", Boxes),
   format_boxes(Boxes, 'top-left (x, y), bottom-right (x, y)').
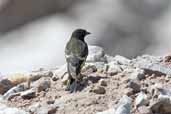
top-left (87, 46), bottom-right (106, 62)
top-left (113, 55), bottom-right (131, 65)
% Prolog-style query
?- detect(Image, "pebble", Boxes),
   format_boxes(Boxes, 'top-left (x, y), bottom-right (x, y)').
top-left (92, 86), bottom-right (106, 94)
top-left (127, 80), bottom-right (141, 93)
top-left (99, 79), bottom-right (107, 86)
top-left (135, 91), bottom-right (149, 107)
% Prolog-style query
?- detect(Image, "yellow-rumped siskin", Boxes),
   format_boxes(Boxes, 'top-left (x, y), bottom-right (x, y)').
top-left (65, 29), bottom-right (90, 93)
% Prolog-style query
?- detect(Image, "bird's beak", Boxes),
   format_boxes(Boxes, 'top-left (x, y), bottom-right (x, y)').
top-left (86, 31), bottom-right (91, 35)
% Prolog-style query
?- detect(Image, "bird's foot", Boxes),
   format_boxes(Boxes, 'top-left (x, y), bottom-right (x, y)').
top-left (69, 81), bottom-right (78, 93)
top-left (65, 81), bottom-right (79, 93)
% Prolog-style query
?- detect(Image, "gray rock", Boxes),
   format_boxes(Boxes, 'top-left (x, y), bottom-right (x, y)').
top-left (134, 55), bottom-right (171, 75)
top-left (130, 68), bottom-right (145, 80)
top-left (3, 83), bottom-right (28, 100)
top-left (28, 103), bottom-right (41, 113)
top-left (96, 109), bottom-right (115, 114)
top-left (21, 88), bottom-right (36, 99)
top-left (54, 96), bottom-right (71, 110)
top-left (135, 91), bottom-right (149, 107)
top-left (113, 55), bottom-right (131, 65)
top-left (127, 80), bottom-right (141, 93)
top-left (115, 95), bottom-right (132, 114)
top-left (30, 71), bottom-right (53, 81)
top-left (106, 62), bottom-right (123, 75)
top-left (31, 77), bottom-right (51, 92)
top-left (0, 103), bottom-right (29, 114)
top-left (86, 46), bottom-right (106, 62)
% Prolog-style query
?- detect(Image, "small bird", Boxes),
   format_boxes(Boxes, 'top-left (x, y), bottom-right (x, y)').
top-left (65, 29), bottom-right (90, 93)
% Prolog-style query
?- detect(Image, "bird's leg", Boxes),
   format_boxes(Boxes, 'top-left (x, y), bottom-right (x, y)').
top-left (65, 75), bottom-right (74, 91)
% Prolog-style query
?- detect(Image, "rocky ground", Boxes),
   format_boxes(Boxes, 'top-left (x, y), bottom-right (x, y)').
top-left (0, 46), bottom-right (171, 114)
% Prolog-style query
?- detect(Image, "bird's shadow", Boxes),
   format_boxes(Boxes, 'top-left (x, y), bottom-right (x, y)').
top-left (77, 74), bottom-right (107, 92)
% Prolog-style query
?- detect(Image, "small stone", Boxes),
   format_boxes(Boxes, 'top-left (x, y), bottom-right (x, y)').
top-left (137, 106), bottom-right (152, 114)
top-left (131, 68), bottom-right (145, 80)
top-left (21, 88), bottom-right (36, 99)
top-left (124, 88), bottom-right (134, 96)
top-left (31, 77), bottom-right (51, 92)
top-left (92, 86), bottom-right (106, 94)
top-left (48, 107), bottom-right (57, 114)
top-left (30, 71), bottom-right (53, 81)
top-left (47, 100), bottom-right (55, 104)
top-left (52, 76), bottom-right (59, 81)
top-left (28, 103), bottom-right (41, 113)
top-left (99, 79), bottom-right (107, 86)
top-left (127, 80), bottom-right (141, 93)
top-left (113, 55), bottom-right (131, 65)
top-left (106, 62), bottom-right (122, 76)
top-left (96, 109), bottom-right (115, 114)
top-left (135, 91), bottom-right (149, 107)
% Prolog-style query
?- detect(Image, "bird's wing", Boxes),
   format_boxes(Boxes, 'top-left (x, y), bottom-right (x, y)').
top-left (65, 40), bottom-right (88, 61)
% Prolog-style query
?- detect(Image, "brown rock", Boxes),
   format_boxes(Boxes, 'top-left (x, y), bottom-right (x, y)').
top-left (124, 88), bottom-right (134, 96)
top-left (99, 79), bottom-right (107, 86)
top-left (163, 55), bottom-right (171, 63)
top-left (0, 79), bottom-right (13, 94)
top-left (92, 86), bottom-right (106, 94)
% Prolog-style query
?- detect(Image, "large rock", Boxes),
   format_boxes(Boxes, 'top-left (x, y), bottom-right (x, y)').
top-left (87, 46), bottom-right (106, 62)
top-left (134, 55), bottom-right (171, 75)
top-left (30, 70), bottom-right (53, 81)
top-left (3, 83), bottom-right (28, 100)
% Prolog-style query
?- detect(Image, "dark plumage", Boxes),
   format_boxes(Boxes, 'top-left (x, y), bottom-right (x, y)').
top-left (65, 29), bottom-right (90, 92)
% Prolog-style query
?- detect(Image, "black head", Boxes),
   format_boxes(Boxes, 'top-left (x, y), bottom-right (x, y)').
top-left (71, 29), bottom-right (91, 41)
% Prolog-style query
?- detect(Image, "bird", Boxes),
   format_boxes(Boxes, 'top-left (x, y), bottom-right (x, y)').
top-left (65, 29), bottom-right (90, 93)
